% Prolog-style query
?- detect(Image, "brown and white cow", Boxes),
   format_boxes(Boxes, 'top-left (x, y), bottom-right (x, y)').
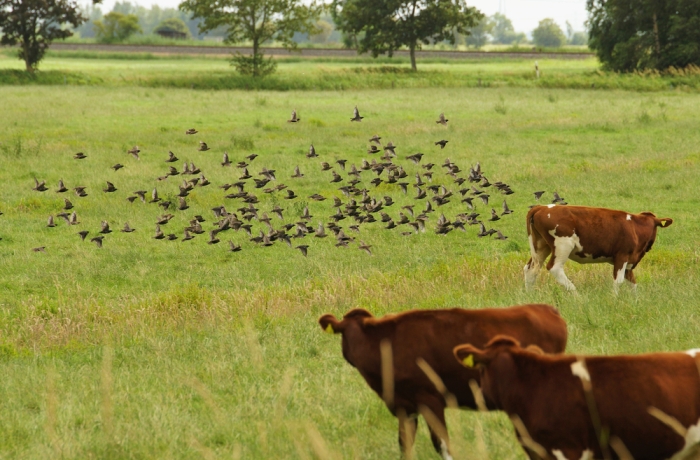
top-left (319, 304), bottom-right (567, 459)
top-left (454, 336), bottom-right (700, 460)
top-left (524, 205), bottom-right (673, 292)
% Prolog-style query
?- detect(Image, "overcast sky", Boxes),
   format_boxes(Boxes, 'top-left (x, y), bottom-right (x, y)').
top-left (95, 0), bottom-right (589, 35)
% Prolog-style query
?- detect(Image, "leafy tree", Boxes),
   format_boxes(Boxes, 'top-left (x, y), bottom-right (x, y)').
top-left (491, 12), bottom-right (518, 44)
top-left (0, 0), bottom-right (87, 73)
top-left (93, 11), bottom-right (142, 43)
top-left (179, 0), bottom-right (322, 78)
top-left (532, 18), bottom-right (566, 48)
top-left (570, 31), bottom-right (587, 46)
top-left (587, 0), bottom-right (700, 71)
top-left (464, 15), bottom-right (492, 48)
top-left (331, 0), bottom-right (483, 71)
top-left (309, 19), bottom-right (333, 44)
top-left (155, 17), bottom-right (192, 38)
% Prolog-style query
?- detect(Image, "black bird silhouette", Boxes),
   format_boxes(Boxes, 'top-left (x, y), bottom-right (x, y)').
top-left (183, 229), bottom-right (195, 241)
top-left (63, 198), bottom-right (73, 210)
top-left (552, 191), bottom-right (566, 204)
top-left (288, 109), bottom-right (300, 123)
top-left (358, 241), bottom-right (372, 255)
top-left (100, 221), bottom-right (112, 234)
top-left (291, 165), bottom-right (304, 178)
top-left (295, 245), bottom-right (309, 256)
top-left (208, 230), bottom-right (220, 245)
top-left (350, 106), bottom-right (363, 122)
top-left (221, 152), bottom-right (231, 167)
top-left (367, 145), bottom-right (380, 154)
top-left (185, 128), bottom-right (198, 135)
top-left (74, 152), bottom-right (87, 159)
top-left (33, 178), bottom-right (48, 192)
top-left (178, 197), bottom-right (189, 211)
top-left (534, 190), bottom-right (545, 200)
top-left (56, 179), bottom-right (68, 193)
top-left (74, 186), bottom-right (87, 197)
top-left (128, 146), bottom-right (140, 159)
top-left (436, 112), bottom-right (448, 126)
top-left (103, 181), bottom-right (117, 193)
top-left (336, 159), bottom-right (347, 170)
top-left (153, 225), bottom-right (165, 239)
top-left (228, 240), bottom-right (242, 252)
top-left (369, 135), bottom-right (381, 144)
top-left (435, 140), bottom-right (448, 149)
top-left (77, 230), bottom-right (89, 241)
top-left (91, 236), bottom-right (104, 248)
top-left (32, 247), bottom-right (46, 252)
top-left (479, 194), bottom-right (490, 205)
top-left (121, 222), bottom-right (135, 233)
top-left (494, 230), bottom-right (508, 240)
top-left (502, 200), bottom-right (513, 215)
top-left (47, 215), bottom-right (56, 227)
top-left (166, 151), bottom-right (179, 163)
top-left (112, 163), bottom-right (124, 171)
top-left (406, 153), bottom-right (424, 164)
top-left (198, 141), bottom-right (210, 152)
top-left (489, 209), bottom-right (500, 221)
top-left (285, 190), bottom-right (298, 199)
top-left (150, 188), bottom-right (161, 203)
top-left (246, 154), bottom-right (258, 162)
top-left (307, 144), bottom-right (318, 158)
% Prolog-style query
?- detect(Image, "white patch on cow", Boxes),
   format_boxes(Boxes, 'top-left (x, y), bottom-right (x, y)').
top-left (613, 262), bottom-right (628, 294)
top-left (552, 449), bottom-right (593, 460)
top-left (440, 439), bottom-right (453, 460)
top-left (547, 229), bottom-right (581, 291)
top-left (571, 361), bottom-right (591, 382)
top-left (686, 349), bottom-right (700, 358)
top-left (626, 214), bottom-right (632, 221)
top-left (547, 204), bottom-right (556, 209)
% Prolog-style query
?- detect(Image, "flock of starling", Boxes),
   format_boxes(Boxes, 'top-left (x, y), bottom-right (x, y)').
top-left (21, 108), bottom-right (568, 255)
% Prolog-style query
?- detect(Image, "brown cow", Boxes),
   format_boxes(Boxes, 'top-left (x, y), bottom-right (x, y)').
top-left (319, 304), bottom-right (567, 459)
top-left (454, 336), bottom-right (700, 460)
top-left (524, 205), bottom-right (673, 292)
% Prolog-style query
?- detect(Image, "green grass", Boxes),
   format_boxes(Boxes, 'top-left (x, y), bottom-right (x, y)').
top-left (1, 72), bottom-right (700, 458)
top-left (2, 51), bottom-right (700, 91)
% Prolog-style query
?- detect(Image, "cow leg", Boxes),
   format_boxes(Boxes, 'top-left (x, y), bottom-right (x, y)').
top-left (418, 401), bottom-right (453, 460)
top-left (524, 233), bottom-right (552, 289)
top-left (547, 237), bottom-right (576, 291)
top-left (625, 268), bottom-right (637, 292)
top-left (612, 257), bottom-right (629, 295)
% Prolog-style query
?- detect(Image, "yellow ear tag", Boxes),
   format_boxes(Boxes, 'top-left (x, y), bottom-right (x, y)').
top-left (660, 220), bottom-right (666, 227)
top-left (325, 324), bottom-right (334, 334)
top-left (462, 354), bottom-right (474, 368)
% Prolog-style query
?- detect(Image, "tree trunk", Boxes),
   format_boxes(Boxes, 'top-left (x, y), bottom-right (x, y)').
top-left (409, 42), bottom-right (417, 72)
top-left (23, 42), bottom-right (34, 74)
top-left (652, 13), bottom-right (661, 61)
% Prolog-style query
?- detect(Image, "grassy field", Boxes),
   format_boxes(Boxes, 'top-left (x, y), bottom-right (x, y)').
top-left (1, 56), bottom-right (700, 459)
top-left (2, 50), bottom-right (700, 91)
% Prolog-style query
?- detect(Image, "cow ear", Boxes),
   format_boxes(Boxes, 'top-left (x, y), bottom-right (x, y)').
top-left (318, 314), bottom-right (342, 334)
top-left (453, 344), bottom-right (490, 368)
top-left (657, 218), bottom-right (673, 228)
top-left (343, 308), bottom-right (373, 321)
top-left (525, 344), bottom-right (545, 355)
top-left (484, 334), bottom-right (521, 349)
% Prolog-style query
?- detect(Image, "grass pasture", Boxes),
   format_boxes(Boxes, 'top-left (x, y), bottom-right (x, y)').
top-left (1, 56), bottom-right (700, 459)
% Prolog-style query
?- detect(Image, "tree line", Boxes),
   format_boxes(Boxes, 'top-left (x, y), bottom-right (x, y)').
top-left (0, 0), bottom-right (698, 75)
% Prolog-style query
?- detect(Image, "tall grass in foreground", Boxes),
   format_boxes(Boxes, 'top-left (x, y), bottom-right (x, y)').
top-left (0, 85), bottom-right (699, 458)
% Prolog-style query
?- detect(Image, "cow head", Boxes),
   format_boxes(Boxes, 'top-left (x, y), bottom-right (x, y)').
top-left (640, 212), bottom-right (673, 229)
top-left (318, 308), bottom-right (373, 334)
top-left (453, 335), bottom-right (522, 369)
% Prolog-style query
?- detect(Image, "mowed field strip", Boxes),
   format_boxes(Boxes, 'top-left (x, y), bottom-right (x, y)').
top-left (0, 56), bottom-right (699, 458)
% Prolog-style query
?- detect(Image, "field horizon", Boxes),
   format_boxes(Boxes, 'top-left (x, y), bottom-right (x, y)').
top-left (1, 58), bottom-right (699, 458)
